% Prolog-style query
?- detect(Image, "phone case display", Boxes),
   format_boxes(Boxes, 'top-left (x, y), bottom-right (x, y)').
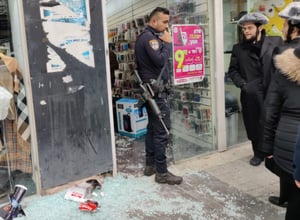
top-left (111, 41), bottom-right (137, 98)
top-left (109, 19), bottom-right (145, 98)
top-left (171, 78), bottom-right (212, 145)
top-left (113, 46), bottom-right (139, 98)
top-left (116, 98), bottom-right (148, 138)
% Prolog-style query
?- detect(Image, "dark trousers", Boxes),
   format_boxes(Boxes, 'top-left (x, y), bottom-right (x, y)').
top-left (272, 162), bottom-right (300, 220)
top-left (265, 157), bottom-right (289, 203)
top-left (145, 96), bottom-right (170, 174)
top-left (283, 174), bottom-right (300, 220)
top-left (241, 88), bottom-right (264, 158)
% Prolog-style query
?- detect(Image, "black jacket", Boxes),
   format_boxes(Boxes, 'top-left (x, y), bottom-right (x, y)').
top-left (135, 26), bottom-right (172, 84)
top-left (228, 34), bottom-right (282, 142)
top-left (228, 35), bottom-right (282, 96)
top-left (260, 47), bottom-right (300, 175)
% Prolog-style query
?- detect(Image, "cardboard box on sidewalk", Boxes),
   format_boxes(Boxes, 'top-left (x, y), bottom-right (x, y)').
top-left (116, 98), bottom-right (148, 138)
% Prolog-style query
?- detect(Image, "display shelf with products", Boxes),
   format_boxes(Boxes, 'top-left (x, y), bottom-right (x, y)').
top-left (170, 77), bottom-right (213, 142)
top-left (109, 16), bottom-right (149, 99)
top-left (110, 42), bottom-right (137, 98)
top-left (170, 74), bottom-right (212, 140)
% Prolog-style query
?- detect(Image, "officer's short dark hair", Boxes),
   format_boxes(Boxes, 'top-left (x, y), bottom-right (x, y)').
top-left (149, 7), bottom-right (169, 20)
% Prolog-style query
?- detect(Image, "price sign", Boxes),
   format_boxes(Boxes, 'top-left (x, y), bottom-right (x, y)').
top-left (172, 24), bottom-right (205, 85)
top-left (175, 49), bottom-right (187, 69)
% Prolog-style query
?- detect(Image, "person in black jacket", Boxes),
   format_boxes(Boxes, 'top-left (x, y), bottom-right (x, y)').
top-left (264, 3), bottom-right (300, 209)
top-left (135, 7), bottom-right (182, 185)
top-left (261, 46), bottom-right (300, 220)
top-left (258, 3), bottom-right (300, 217)
top-left (227, 12), bottom-right (282, 166)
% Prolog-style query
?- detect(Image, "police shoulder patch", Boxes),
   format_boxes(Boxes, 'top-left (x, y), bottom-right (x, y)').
top-left (149, 39), bottom-right (159, 50)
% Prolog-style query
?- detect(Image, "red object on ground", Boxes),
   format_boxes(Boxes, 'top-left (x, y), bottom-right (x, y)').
top-left (79, 200), bottom-right (99, 212)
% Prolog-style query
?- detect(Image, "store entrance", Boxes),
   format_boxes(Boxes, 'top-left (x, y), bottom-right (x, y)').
top-left (223, 0), bottom-right (248, 147)
top-left (107, 0), bottom-right (217, 164)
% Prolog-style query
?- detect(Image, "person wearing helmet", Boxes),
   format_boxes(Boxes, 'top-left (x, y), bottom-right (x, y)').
top-left (257, 2), bottom-right (300, 219)
top-left (227, 12), bottom-right (282, 166)
top-left (276, 2), bottom-right (300, 50)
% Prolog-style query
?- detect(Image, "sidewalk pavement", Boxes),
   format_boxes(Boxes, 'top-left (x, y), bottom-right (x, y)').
top-left (11, 140), bottom-right (286, 219)
top-left (174, 141), bottom-right (281, 204)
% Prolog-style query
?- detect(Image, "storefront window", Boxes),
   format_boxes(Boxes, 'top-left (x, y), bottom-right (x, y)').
top-left (168, 0), bottom-right (216, 161)
top-left (106, 0), bottom-right (217, 161)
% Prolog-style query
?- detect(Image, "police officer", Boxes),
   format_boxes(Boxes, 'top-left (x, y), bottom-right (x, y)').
top-left (228, 12), bottom-right (282, 166)
top-left (135, 7), bottom-right (182, 185)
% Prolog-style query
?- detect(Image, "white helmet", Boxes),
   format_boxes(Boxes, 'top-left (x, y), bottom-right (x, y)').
top-left (237, 12), bottom-right (269, 26)
top-left (278, 2), bottom-right (300, 24)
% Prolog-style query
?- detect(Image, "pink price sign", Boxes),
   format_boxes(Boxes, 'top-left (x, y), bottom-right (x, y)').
top-left (171, 24), bottom-right (205, 85)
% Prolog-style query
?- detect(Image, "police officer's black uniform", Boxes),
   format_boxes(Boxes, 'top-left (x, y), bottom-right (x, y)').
top-left (135, 26), bottom-right (172, 174)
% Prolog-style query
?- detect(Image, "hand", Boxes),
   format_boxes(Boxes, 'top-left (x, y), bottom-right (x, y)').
top-left (159, 30), bottom-right (172, 43)
top-left (241, 79), bottom-right (263, 94)
top-left (267, 155), bottom-right (273, 159)
top-left (295, 180), bottom-right (300, 188)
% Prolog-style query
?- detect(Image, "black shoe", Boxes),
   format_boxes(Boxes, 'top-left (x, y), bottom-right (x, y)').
top-left (249, 156), bottom-right (263, 166)
top-left (155, 171), bottom-right (183, 185)
top-left (144, 165), bottom-right (155, 176)
top-left (268, 196), bottom-right (288, 208)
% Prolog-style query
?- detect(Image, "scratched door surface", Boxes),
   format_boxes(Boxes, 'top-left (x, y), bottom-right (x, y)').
top-left (23, 0), bottom-right (113, 189)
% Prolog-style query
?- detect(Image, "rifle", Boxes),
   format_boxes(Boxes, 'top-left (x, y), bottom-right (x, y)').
top-left (134, 70), bottom-right (169, 135)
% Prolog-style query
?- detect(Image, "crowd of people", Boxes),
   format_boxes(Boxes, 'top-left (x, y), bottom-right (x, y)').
top-left (228, 2), bottom-right (300, 219)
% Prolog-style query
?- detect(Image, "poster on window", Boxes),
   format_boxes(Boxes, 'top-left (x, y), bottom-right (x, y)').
top-left (39, 0), bottom-right (95, 73)
top-left (249, 0), bottom-right (293, 37)
top-left (172, 24), bottom-right (205, 85)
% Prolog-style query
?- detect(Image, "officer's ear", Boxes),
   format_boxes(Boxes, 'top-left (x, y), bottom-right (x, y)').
top-left (151, 18), bottom-right (158, 27)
